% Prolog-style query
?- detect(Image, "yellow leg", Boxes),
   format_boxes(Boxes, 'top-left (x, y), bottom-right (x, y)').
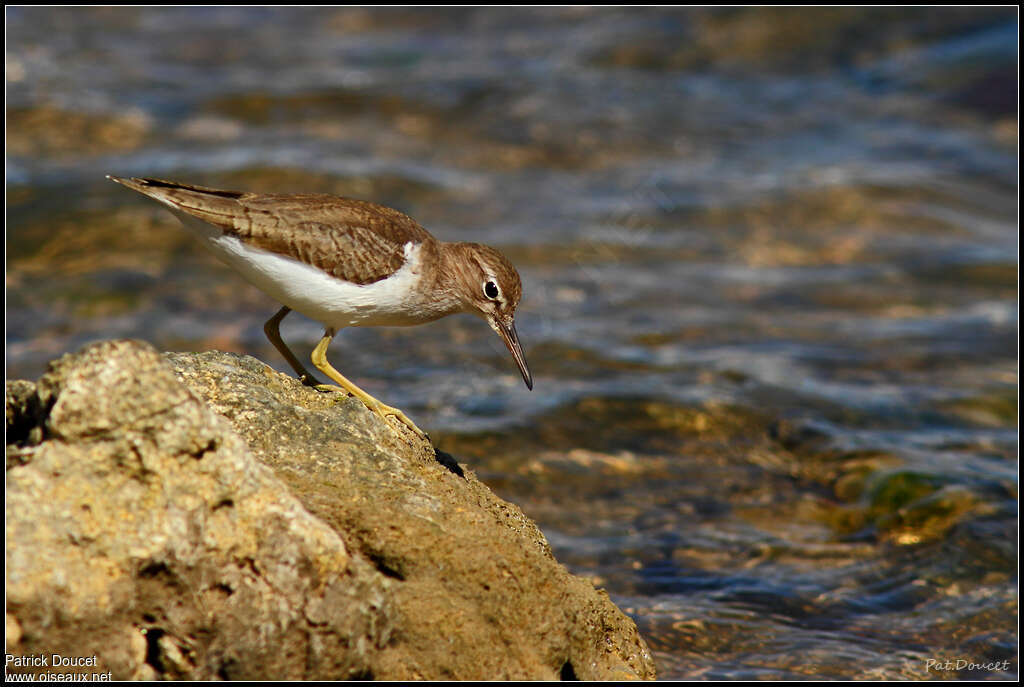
top-left (264, 306), bottom-right (323, 386)
top-left (311, 328), bottom-right (427, 439)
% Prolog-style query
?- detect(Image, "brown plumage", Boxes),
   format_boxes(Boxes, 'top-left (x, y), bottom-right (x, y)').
top-left (108, 176), bottom-right (533, 408)
top-left (109, 177), bottom-right (432, 285)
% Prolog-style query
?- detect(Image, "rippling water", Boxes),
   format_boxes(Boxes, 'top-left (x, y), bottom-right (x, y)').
top-left (6, 7), bottom-right (1018, 680)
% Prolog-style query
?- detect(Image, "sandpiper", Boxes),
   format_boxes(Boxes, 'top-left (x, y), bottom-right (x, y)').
top-left (108, 176), bottom-right (532, 439)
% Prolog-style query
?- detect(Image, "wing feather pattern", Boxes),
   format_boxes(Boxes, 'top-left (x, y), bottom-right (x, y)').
top-left (108, 177), bottom-right (433, 285)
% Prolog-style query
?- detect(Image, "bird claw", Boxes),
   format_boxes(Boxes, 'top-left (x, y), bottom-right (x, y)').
top-left (313, 383), bottom-right (344, 393)
top-left (371, 402), bottom-right (429, 440)
top-left (309, 385), bottom-right (428, 440)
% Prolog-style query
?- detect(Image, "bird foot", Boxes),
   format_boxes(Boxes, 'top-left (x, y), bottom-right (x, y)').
top-left (311, 384), bottom-right (428, 440)
top-left (298, 373), bottom-right (326, 387)
top-left (368, 400), bottom-right (429, 440)
top-left (312, 382), bottom-right (344, 393)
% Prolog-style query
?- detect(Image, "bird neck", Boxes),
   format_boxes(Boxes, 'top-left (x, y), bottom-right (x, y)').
top-left (435, 241), bottom-right (480, 314)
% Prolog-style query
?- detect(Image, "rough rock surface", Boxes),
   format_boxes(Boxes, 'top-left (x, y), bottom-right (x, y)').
top-left (6, 340), bottom-right (656, 680)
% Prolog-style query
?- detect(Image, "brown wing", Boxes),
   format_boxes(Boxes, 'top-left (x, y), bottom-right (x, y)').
top-left (108, 177), bottom-right (434, 285)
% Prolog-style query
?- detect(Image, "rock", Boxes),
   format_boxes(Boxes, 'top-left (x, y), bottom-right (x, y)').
top-left (5, 340), bottom-right (656, 680)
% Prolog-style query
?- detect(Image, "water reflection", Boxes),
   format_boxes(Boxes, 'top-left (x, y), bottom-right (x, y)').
top-left (6, 7), bottom-right (1018, 680)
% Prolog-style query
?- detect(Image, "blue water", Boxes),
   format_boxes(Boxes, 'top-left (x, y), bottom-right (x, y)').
top-left (6, 7), bottom-right (1018, 679)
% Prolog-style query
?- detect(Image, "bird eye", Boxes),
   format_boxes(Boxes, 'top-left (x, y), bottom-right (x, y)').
top-left (484, 281), bottom-right (500, 300)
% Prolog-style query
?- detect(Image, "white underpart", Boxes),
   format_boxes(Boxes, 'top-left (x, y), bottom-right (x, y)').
top-left (170, 209), bottom-right (435, 329)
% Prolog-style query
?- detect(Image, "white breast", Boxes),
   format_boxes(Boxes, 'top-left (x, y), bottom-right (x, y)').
top-left (172, 210), bottom-right (435, 329)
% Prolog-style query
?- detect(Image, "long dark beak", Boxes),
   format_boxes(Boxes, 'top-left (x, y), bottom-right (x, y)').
top-left (496, 320), bottom-right (533, 390)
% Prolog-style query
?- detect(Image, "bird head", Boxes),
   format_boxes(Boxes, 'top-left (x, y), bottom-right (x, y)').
top-left (447, 242), bottom-right (532, 390)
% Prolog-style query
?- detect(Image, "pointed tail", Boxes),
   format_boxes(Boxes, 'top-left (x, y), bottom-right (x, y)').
top-left (107, 176), bottom-right (245, 231)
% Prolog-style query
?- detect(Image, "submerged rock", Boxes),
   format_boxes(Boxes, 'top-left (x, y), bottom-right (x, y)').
top-left (5, 340), bottom-right (655, 681)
